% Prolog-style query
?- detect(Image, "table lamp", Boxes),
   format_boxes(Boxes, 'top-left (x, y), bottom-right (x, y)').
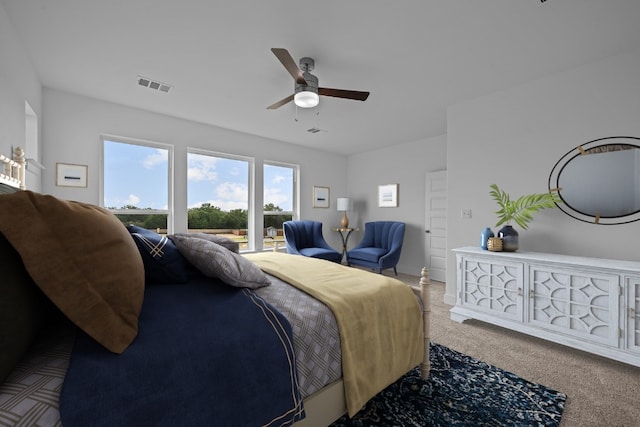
top-left (336, 197), bottom-right (353, 228)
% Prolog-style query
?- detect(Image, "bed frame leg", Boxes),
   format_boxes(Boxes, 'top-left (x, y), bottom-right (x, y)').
top-left (419, 267), bottom-right (431, 379)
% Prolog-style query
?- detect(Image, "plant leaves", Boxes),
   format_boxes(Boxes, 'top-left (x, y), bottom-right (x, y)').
top-left (489, 184), bottom-right (562, 229)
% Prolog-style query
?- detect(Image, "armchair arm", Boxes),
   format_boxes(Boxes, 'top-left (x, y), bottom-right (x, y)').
top-left (378, 224), bottom-right (405, 268)
top-left (285, 240), bottom-right (303, 256)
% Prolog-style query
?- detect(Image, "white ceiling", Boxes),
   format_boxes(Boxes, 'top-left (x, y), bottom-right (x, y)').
top-left (3, 0), bottom-right (640, 155)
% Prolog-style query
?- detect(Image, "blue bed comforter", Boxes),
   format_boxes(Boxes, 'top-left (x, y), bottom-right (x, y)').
top-left (59, 275), bottom-right (305, 427)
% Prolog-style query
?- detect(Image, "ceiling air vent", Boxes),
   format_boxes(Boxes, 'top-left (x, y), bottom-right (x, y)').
top-left (137, 75), bottom-right (172, 93)
top-left (307, 127), bottom-right (326, 134)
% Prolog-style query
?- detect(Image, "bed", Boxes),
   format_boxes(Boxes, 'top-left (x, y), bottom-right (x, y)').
top-left (0, 147), bottom-right (431, 427)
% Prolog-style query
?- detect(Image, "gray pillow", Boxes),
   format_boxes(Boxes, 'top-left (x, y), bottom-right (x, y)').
top-left (169, 235), bottom-right (270, 289)
top-left (172, 232), bottom-right (239, 253)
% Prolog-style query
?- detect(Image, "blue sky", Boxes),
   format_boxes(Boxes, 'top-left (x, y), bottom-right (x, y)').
top-left (103, 140), bottom-right (293, 211)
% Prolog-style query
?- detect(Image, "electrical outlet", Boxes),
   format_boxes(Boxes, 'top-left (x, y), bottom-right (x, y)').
top-left (461, 209), bottom-right (472, 219)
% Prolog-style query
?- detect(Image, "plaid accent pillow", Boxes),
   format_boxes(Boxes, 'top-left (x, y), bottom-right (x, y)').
top-left (127, 225), bottom-right (192, 284)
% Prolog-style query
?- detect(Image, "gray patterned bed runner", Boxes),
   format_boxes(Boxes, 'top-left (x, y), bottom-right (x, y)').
top-left (256, 274), bottom-right (342, 398)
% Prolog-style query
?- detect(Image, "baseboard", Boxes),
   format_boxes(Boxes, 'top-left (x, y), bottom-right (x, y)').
top-left (443, 292), bottom-right (456, 306)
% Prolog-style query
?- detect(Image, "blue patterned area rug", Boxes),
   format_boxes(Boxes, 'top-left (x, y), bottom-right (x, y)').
top-left (330, 343), bottom-right (567, 427)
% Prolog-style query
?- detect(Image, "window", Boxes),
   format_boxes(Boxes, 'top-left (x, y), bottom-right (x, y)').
top-left (263, 162), bottom-right (298, 251)
top-left (102, 138), bottom-right (172, 232)
top-left (187, 149), bottom-right (252, 250)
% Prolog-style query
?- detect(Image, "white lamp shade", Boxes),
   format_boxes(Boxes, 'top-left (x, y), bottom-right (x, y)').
top-left (336, 198), bottom-right (353, 212)
top-left (294, 91), bottom-right (319, 108)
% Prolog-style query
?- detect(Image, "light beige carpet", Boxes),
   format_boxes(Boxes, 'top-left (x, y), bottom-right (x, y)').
top-left (392, 272), bottom-right (640, 427)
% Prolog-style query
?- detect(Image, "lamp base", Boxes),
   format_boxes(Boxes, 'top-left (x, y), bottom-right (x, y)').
top-left (341, 212), bottom-right (349, 229)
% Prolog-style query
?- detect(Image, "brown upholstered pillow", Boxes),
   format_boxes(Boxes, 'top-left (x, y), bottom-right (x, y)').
top-left (0, 191), bottom-right (144, 354)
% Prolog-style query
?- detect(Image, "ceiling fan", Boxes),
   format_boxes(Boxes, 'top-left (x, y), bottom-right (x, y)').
top-left (267, 48), bottom-right (370, 110)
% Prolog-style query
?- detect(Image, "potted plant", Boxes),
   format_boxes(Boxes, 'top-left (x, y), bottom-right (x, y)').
top-left (489, 184), bottom-right (561, 251)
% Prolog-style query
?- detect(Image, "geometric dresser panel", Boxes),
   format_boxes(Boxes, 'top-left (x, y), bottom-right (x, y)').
top-left (451, 247), bottom-right (640, 368)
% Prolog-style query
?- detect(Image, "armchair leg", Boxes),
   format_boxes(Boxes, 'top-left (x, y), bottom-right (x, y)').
top-left (393, 266), bottom-right (398, 276)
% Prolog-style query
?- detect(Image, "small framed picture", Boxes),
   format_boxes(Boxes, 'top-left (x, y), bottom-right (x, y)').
top-left (56, 163), bottom-right (88, 188)
top-left (313, 186), bottom-right (330, 208)
top-left (378, 183), bottom-right (399, 207)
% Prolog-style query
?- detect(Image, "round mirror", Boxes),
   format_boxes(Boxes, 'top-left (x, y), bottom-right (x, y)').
top-left (549, 136), bottom-right (640, 225)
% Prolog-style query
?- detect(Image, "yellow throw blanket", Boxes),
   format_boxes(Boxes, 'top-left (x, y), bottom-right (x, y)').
top-left (244, 252), bottom-right (424, 417)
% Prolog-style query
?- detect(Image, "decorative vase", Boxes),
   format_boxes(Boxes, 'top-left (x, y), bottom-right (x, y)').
top-left (498, 225), bottom-right (519, 252)
top-left (487, 237), bottom-right (503, 252)
top-left (340, 212), bottom-right (350, 229)
top-left (480, 227), bottom-right (494, 250)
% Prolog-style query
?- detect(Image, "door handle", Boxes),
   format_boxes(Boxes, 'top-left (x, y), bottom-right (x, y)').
top-left (425, 230), bottom-right (430, 233)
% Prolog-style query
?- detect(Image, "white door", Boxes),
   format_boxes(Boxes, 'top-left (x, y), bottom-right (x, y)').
top-left (425, 170), bottom-right (447, 282)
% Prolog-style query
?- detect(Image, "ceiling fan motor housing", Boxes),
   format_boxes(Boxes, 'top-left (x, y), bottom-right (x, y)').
top-left (295, 71), bottom-right (318, 95)
top-left (294, 58), bottom-right (319, 107)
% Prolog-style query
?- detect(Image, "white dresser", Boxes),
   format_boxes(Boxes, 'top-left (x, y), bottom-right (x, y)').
top-left (451, 247), bottom-right (640, 367)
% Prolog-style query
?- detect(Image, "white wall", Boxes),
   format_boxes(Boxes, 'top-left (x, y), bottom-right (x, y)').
top-left (446, 48), bottom-right (640, 303)
top-left (0, 3), bottom-right (42, 192)
top-left (40, 88), bottom-right (449, 274)
top-left (347, 135), bottom-right (447, 275)
top-left (41, 88), bottom-right (348, 251)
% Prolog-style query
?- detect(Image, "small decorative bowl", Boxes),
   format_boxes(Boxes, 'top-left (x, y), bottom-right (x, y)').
top-left (487, 237), bottom-right (503, 252)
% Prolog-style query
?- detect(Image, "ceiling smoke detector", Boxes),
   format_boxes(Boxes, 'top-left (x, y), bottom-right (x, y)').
top-left (137, 75), bottom-right (172, 93)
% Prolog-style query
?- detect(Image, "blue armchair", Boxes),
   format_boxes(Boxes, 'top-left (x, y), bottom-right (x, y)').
top-left (283, 221), bottom-right (342, 263)
top-left (346, 221), bottom-right (405, 275)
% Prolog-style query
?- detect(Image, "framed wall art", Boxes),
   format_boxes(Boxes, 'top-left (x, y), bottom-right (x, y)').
top-left (56, 163), bottom-right (88, 188)
top-left (313, 186), bottom-right (330, 208)
top-left (378, 183), bottom-right (398, 207)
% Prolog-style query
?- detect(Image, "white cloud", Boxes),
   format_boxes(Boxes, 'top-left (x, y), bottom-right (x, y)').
top-left (188, 166), bottom-right (218, 182)
top-left (271, 174), bottom-right (286, 184)
top-left (216, 182), bottom-right (248, 203)
top-left (143, 149), bottom-right (168, 169)
top-left (110, 194), bottom-right (140, 207)
top-left (127, 194), bottom-right (141, 205)
top-left (189, 181), bottom-right (248, 211)
top-left (188, 154), bottom-right (218, 182)
top-left (264, 187), bottom-right (288, 207)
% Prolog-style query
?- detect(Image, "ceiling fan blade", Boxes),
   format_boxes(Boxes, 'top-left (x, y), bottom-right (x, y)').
top-left (271, 48), bottom-right (307, 85)
top-left (266, 94), bottom-right (294, 110)
top-left (319, 87), bottom-right (370, 101)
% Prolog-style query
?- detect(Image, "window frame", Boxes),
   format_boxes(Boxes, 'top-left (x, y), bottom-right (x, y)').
top-left (101, 135), bottom-right (174, 232)
top-left (187, 147), bottom-right (255, 251)
top-left (262, 160), bottom-right (299, 251)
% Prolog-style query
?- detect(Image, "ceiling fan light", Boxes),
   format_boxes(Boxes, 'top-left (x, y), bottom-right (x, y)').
top-left (294, 91), bottom-right (319, 108)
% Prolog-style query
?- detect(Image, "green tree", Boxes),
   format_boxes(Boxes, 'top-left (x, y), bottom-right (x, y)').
top-left (264, 203), bottom-right (291, 229)
top-left (188, 203), bottom-right (226, 229)
top-left (142, 214), bottom-right (167, 230)
top-left (111, 205), bottom-right (167, 230)
top-left (225, 208), bottom-right (248, 229)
